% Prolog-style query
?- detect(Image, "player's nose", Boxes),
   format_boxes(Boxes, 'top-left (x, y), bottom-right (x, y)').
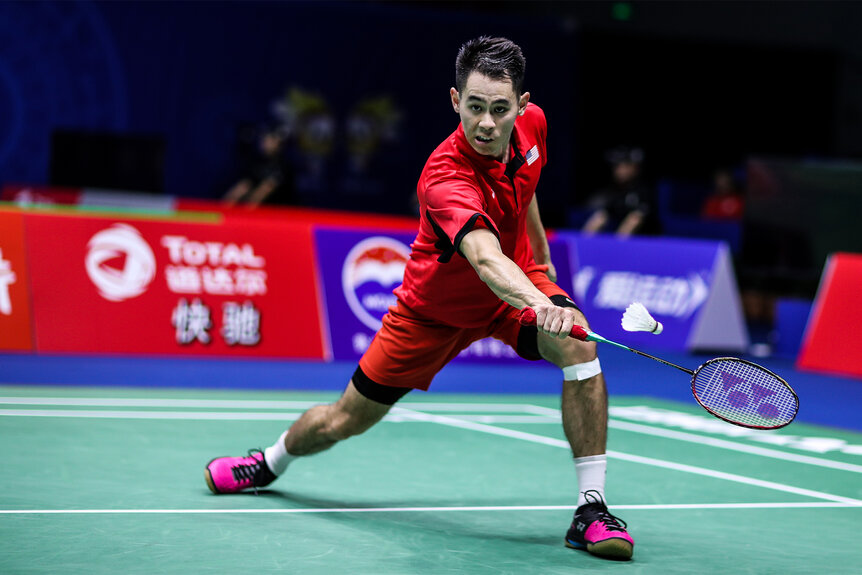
top-left (478, 113), bottom-right (495, 131)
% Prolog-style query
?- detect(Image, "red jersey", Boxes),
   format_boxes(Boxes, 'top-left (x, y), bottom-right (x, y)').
top-left (394, 103), bottom-right (548, 327)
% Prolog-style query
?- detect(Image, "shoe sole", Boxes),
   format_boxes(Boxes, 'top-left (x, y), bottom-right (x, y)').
top-left (204, 459), bottom-right (222, 494)
top-left (566, 538), bottom-right (633, 560)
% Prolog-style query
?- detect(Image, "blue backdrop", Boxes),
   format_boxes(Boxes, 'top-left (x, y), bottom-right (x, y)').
top-left (0, 1), bottom-right (576, 217)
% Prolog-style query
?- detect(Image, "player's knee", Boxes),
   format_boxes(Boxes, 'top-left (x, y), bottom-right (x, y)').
top-left (540, 335), bottom-right (597, 368)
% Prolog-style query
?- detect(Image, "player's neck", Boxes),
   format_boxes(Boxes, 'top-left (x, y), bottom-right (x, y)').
top-left (499, 141), bottom-right (513, 164)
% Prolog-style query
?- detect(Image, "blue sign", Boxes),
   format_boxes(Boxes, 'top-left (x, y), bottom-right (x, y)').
top-left (315, 228), bottom-right (414, 360)
top-left (556, 232), bottom-right (748, 352)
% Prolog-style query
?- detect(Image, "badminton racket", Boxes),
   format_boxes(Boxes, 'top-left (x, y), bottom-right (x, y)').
top-left (518, 307), bottom-right (798, 430)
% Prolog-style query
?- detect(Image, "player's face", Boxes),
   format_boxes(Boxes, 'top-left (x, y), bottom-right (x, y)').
top-left (451, 72), bottom-right (530, 161)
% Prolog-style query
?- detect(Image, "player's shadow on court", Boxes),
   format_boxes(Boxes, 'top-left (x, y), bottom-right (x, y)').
top-left (240, 489), bottom-right (567, 549)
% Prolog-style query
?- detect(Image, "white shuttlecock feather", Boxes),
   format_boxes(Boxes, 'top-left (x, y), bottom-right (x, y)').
top-left (621, 302), bottom-right (663, 335)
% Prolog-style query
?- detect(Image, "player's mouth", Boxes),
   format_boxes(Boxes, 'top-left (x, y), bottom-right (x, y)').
top-left (475, 135), bottom-right (494, 145)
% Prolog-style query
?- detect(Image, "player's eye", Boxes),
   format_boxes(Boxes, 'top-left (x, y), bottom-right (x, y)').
top-left (494, 106), bottom-right (508, 114)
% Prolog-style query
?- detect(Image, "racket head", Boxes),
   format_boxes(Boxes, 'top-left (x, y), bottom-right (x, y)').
top-left (690, 357), bottom-right (799, 430)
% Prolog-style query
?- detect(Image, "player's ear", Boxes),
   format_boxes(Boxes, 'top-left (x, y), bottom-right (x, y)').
top-left (450, 87), bottom-right (460, 113)
top-left (518, 91), bottom-right (530, 116)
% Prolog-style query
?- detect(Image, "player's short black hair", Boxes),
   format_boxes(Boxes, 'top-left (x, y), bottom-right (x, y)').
top-left (455, 36), bottom-right (526, 95)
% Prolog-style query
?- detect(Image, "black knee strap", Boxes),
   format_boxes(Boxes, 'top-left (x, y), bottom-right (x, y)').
top-left (352, 366), bottom-right (412, 405)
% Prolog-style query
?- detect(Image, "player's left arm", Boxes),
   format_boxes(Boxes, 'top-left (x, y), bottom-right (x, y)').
top-left (525, 194), bottom-right (557, 282)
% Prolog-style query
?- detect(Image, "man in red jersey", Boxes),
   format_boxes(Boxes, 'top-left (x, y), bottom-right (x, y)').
top-left (205, 37), bottom-right (634, 561)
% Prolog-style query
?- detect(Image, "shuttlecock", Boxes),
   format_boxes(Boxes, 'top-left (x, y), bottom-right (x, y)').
top-left (621, 302), bottom-right (663, 334)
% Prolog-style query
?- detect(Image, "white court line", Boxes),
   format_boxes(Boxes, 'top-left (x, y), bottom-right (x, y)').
top-left (0, 409), bottom-right (305, 421)
top-left (4, 395), bottom-right (858, 503)
top-left (607, 451), bottom-right (862, 504)
top-left (1, 502), bottom-right (859, 515)
top-left (0, 409), bottom-right (553, 425)
top-left (1, 400), bottom-right (860, 504)
top-left (388, 414), bottom-right (555, 424)
top-left (391, 407), bottom-right (862, 505)
top-left (3, 398), bottom-right (861, 475)
top-left (0, 397), bottom-right (324, 409)
top-left (521, 404), bottom-right (565, 417)
top-left (607, 419), bottom-right (862, 474)
top-left (0, 397), bottom-right (545, 412)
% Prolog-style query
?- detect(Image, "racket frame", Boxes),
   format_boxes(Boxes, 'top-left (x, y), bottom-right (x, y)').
top-left (518, 307), bottom-right (799, 429)
top-left (691, 357), bottom-right (798, 430)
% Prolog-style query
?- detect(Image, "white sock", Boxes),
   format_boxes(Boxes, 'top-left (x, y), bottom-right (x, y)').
top-left (263, 431), bottom-right (296, 476)
top-left (574, 454), bottom-right (607, 508)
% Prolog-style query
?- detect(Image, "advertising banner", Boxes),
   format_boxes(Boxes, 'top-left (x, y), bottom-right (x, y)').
top-left (24, 214), bottom-right (326, 358)
top-left (557, 233), bottom-right (748, 352)
top-left (797, 253), bottom-right (862, 379)
top-left (315, 228), bottom-right (416, 361)
top-left (0, 211), bottom-right (34, 351)
top-left (315, 228), bottom-right (576, 364)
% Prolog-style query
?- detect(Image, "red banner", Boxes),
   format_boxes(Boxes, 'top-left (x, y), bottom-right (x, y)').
top-left (24, 213), bottom-right (326, 358)
top-left (0, 212), bottom-right (34, 351)
top-left (797, 253), bottom-right (862, 379)
top-left (1, 184), bottom-right (82, 206)
top-left (1, 185), bottom-right (417, 233)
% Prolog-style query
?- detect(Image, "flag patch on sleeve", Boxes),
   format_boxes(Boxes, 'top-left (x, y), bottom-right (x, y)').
top-left (525, 145), bottom-right (540, 165)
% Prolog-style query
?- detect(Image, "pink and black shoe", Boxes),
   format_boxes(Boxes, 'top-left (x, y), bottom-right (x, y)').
top-left (565, 490), bottom-right (634, 560)
top-left (205, 449), bottom-right (277, 494)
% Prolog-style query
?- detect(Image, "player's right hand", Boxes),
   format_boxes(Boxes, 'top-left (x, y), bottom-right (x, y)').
top-left (531, 303), bottom-right (578, 340)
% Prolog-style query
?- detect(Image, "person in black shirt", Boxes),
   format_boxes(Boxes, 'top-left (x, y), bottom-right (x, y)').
top-left (223, 125), bottom-right (296, 207)
top-left (582, 146), bottom-right (657, 236)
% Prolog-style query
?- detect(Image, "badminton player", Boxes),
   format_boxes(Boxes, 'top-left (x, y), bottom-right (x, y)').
top-left (205, 36), bottom-right (634, 561)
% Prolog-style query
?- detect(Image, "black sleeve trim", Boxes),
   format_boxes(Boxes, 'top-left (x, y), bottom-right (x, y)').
top-left (425, 210), bottom-right (499, 263)
top-left (453, 213), bottom-right (498, 261)
top-left (425, 210), bottom-right (455, 262)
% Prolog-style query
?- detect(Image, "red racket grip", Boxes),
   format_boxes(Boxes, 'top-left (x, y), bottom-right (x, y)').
top-left (517, 307), bottom-right (590, 341)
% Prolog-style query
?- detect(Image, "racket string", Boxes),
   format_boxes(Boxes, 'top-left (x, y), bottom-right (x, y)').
top-left (692, 359), bottom-right (798, 429)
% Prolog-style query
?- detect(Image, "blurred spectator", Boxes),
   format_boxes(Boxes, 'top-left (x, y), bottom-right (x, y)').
top-left (701, 168), bottom-right (744, 221)
top-left (223, 125), bottom-right (297, 207)
top-left (581, 146), bottom-right (658, 236)
top-left (273, 87), bottom-right (335, 207)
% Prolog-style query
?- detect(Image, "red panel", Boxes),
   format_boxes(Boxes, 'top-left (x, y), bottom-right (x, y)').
top-left (1, 186), bottom-right (419, 232)
top-left (0, 212), bottom-right (34, 351)
top-left (175, 199), bottom-right (418, 231)
top-left (25, 213), bottom-right (325, 359)
top-left (797, 253), bottom-right (862, 379)
top-left (1, 184), bottom-right (81, 205)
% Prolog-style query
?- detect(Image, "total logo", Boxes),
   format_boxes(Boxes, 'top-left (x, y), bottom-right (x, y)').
top-left (342, 236), bottom-right (410, 330)
top-left (0, 248), bottom-right (16, 315)
top-left (85, 224), bottom-right (156, 302)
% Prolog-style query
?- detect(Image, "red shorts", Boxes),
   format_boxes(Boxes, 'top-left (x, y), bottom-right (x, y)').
top-left (358, 266), bottom-right (570, 391)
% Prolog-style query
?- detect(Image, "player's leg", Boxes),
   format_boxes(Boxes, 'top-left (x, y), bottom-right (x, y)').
top-left (279, 367), bottom-right (410, 458)
top-left (535, 298), bottom-right (633, 560)
top-left (204, 301), bottom-right (457, 496)
top-left (497, 268), bottom-right (634, 560)
top-left (204, 373), bottom-right (405, 495)
top-left (536, 310), bottom-right (607, 459)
